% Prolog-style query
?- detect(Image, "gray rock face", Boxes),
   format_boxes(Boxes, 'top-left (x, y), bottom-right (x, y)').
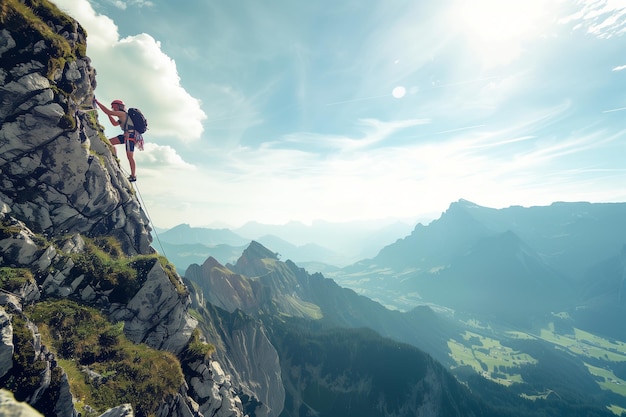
top-left (0, 389), bottom-right (44, 417)
top-left (0, 308), bottom-right (14, 379)
top-left (109, 260), bottom-right (198, 354)
top-left (53, 373), bottom-right (78, 417)
top-left (0, 212), bottom-right (197, 371)
top-left (196, 304), bottom-right (285, 417)
top-left (215, 323), bottom-right (283, 417)
top-left (186, 360), bottom-right (245, 417)
top-left (99, 404), bottom-right (134, 417)
top-left (0, 20), bottom-right (151, 257)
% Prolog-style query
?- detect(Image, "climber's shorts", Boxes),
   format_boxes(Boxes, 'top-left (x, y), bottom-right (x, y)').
top-left (116, 133), bottom-right (136, 152)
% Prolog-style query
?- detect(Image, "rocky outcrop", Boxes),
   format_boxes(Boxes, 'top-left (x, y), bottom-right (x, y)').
top-left (108, 259), bottom-right (198, 354)
top-left (99, 404), bottom-right (134, 417)
top-left (0, 211), bottom-right (213, 416)
top-left (185, 359), bottom-right (245, 417)
top-left (0, 213), bottom-right (197, 354)
top-left (0, 389), bottom-right (45, 417)
top-left (0, 4), bottom-right (151, 257)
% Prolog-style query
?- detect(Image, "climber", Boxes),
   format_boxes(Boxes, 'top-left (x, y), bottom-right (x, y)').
top-left (94, 98), bottom-right (138, 182)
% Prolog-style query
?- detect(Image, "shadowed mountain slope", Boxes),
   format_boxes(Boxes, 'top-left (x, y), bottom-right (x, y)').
top-left (185, 241), bottom-right (618, 417)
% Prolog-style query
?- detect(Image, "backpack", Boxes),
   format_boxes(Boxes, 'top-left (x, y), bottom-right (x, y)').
top-left (127, 107), bottom-right (148, 134)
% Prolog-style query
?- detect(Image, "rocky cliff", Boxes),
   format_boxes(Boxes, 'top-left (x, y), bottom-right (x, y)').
top-left (0, 1), bottom-right (250, 416)
top-left (1, 0), bottom-right (150, 256)
top-left (186, 301), bottom-right (285, 417)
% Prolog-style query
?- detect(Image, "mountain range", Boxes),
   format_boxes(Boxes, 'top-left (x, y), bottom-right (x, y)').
top-left (330, 199), bottom-right (626, 331)
top-left (178, 198), bottom-right (626, 415)
top-left (156, 219), bottom-right (415, 274)
top-left (183, 229), bottom-right (626, 417)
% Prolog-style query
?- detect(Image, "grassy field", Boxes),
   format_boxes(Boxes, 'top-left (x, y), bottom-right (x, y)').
top-left (448, 319), bottom-right (626, 414)
top-left (448, 330), bottom-right (537, 385)
top-left (538, 325), bottom-right (626, 362)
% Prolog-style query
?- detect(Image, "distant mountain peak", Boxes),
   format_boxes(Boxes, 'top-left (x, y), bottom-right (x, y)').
top-left (170, 223), bottom-right (192, 231)
top-left (202, 256), bottom-right (223, 269)
top-left (447, 199), bottom-right (487, 214)
top-left (228, 241), bottom-right (279, 278)
top-left (455, 198), bottom-right (479, 207)
top-left (244, 241), bottom-right (279, 260)
top-left (159, 223), bottom-right (249, 246)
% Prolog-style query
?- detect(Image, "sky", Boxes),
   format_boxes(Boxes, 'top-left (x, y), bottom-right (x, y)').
top-left (50, 0), bottom-right (626, 229)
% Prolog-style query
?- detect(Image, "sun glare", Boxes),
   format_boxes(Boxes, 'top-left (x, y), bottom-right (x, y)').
top-left (451, 0), bottom-right (561, 67)
top-left (392, 86), bottom-right (406, 98)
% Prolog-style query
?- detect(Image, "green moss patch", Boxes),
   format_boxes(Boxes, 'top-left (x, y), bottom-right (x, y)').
top-left (26, 300), bottom-right (184, 417)
top-left (0, 267), bottom-right (35, 293)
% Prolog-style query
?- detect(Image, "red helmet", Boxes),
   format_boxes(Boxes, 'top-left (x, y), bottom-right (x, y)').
top-left (111, 99), bottom-right (125, 107)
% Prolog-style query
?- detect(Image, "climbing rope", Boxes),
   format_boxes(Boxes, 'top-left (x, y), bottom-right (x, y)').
top-left (119, 166), bottom-right (168, 259)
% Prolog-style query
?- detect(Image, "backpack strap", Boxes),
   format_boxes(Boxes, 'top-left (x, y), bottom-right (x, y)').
top-left (122, 110), bottom-right (134, 133)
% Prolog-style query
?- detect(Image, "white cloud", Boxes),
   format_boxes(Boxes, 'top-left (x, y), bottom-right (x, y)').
top-left (560, 0), bottom-right (626, 38)
top-left (110, 0), bottom-right (126, 10)
top-left (105, 0), bottom-right (154, 10)
top-left (138, 143), bottom-right (196, 170)
top-left (613, 64), bottom-right (626, 71)
top-left (280, 118), bottom-right (431, 152)
top-left (110, 142), bottom-right (195, 184)
top-left (51, 0), bottom-right (206, 142)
